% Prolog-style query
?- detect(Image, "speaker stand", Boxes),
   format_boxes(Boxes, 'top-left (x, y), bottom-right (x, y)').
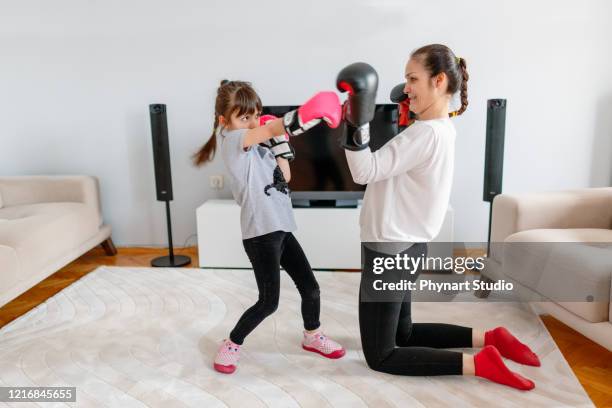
top-left (486, 201), bottom-right (493, 257)
top-left (152, 200), bottom-right (191, 267)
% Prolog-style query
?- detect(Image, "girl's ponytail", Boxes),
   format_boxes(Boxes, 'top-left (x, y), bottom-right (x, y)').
top-left (192, 115), bottom-right (218, 166)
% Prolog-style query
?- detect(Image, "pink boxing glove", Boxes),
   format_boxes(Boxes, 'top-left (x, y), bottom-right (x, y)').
top-left (259, 114), bottom-right (278, 126)
top-left (283, 91), bottom-right (342, 137)
top-left (259, 114), bottom-right (295, 161)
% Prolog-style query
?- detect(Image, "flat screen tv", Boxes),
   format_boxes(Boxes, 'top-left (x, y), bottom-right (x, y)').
top-left (262, 104), bottom-right (399, 206)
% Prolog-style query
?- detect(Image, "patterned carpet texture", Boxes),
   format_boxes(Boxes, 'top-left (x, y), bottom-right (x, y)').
top-left (0, 267), bottom-right (593, 407)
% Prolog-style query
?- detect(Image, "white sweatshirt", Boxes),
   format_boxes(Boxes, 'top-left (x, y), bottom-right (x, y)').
top-left (345, 118), bottom-right (456, 243)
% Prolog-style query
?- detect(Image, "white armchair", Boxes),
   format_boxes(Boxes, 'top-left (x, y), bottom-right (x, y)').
top-left (0, 175), bottom-right (116, 307)
top-left (481, 187), bottom-right (612, 350)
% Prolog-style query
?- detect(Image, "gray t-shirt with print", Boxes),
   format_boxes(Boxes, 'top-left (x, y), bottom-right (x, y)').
top-left (217, 127), bottom-right (297, 240)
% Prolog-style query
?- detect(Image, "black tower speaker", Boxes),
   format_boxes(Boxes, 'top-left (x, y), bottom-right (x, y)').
top-left (149, 104), bottom-right (191, 267)
top-left (483, 99), bottom-right (507, 254)
top-left (483, 99), bottom-right (507, 202)
top-left (150, 104), bottom-right (174, 201)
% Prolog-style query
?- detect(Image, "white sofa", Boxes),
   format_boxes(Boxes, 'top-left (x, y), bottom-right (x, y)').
top-left (481, 188), bottom-right (612, 351)
top-left (0, 175), bottom-right (115, 307)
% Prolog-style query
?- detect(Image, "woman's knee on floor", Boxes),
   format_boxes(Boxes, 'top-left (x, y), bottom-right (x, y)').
top-left (364, 351), bottom-right (389, 372)
top-left (362, 343), bottom-right (394, 372)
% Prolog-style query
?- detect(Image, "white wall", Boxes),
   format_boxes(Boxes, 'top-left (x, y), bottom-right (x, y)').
top-left (2, 0), bottom-right (611, 246)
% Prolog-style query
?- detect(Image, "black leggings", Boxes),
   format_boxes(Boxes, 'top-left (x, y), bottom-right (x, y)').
top-left (230, 231), bottom-right (320, 344)
top-left (359, 243), bottom-right (472, 375)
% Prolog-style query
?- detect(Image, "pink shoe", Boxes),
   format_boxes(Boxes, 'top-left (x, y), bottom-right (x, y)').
top-left (214, 339), bottom-right (241, 374)
top-left (302, 330), bottom-right (346, 359)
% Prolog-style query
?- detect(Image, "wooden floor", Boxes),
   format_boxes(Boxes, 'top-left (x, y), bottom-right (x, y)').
top-left (1, 246), bottom-right (611, 407)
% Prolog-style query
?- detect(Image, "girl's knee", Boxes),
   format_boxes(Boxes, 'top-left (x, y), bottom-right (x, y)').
top-left (257, 282), bottom-right (280, 316)
top-left (259, 297), bottom-right (279, 316)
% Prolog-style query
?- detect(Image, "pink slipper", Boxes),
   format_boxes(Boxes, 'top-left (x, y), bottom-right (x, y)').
top-left (214, 339), bottom-right (241, 374)
top-left (302, 330), bottom-right (346, 359)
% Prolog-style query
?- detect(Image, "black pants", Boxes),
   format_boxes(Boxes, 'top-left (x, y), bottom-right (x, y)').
top-left (359, 243), bottom-right (472, 375)
top-left (230, 231), bottom-right (320, 345)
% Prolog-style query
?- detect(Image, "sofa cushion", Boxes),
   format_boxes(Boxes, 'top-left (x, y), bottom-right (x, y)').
top-left (0, 202), bottom-right (100, 282)
top-left (506, 228), bottom-right (612, 243)
top-left (503, 229), bottom-right (612, 323)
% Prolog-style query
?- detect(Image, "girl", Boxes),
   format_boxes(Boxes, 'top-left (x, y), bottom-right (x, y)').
top-left (194, 80), bottom-right (345, 374)
top-left (343, 45), bottom-right (540, 390)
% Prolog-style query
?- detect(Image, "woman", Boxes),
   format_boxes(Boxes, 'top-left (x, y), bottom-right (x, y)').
top-left (342, 44), bottom-right (539, 390)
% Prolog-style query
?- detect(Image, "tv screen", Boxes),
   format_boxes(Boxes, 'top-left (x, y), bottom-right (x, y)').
top-left (262, 104), bottom-right (399, 201)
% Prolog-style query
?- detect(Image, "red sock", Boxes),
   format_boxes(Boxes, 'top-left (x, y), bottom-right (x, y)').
top-left (485, 327), bottom-right (541, 366)
top-left (474, 346), bottom-right (535, 391)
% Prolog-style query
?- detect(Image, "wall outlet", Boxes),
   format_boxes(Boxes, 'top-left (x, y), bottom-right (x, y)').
top-left (209, 175), bottom-right (224, 190)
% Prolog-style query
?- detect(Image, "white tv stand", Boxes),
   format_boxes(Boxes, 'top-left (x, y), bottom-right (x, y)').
top-left (196, 199), bottom-right (454, 270)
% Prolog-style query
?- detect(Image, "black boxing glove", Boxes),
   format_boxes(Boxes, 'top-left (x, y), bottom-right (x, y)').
top-left (390, 82), bottom-right (415, 129)
top-left (336, 62), bottom-right (378, 151)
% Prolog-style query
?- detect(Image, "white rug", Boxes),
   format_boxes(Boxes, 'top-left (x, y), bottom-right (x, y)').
top-left (0, 267), bottom-right (593, 407)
